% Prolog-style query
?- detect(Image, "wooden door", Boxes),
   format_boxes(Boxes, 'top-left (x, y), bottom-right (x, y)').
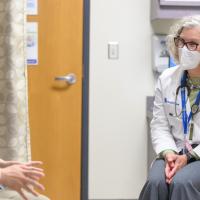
top-left (27, 1), bottom-right (83, 199)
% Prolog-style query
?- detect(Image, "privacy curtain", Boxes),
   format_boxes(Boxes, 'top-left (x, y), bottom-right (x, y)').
top-left (0, 0), bottom-right (31, 161)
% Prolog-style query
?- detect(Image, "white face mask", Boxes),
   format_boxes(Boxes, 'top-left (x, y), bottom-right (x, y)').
top-left (179, 46), bottom-right (200, 70)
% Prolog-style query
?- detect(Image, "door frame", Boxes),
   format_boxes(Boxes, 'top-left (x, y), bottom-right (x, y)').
top-left (82, 0), bottom-right (90, 200)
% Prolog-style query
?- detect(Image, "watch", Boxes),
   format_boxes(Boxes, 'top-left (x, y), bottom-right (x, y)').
top-left (185, 152), bottom-right (195, 163)
top-left (0, 184), bottom-right (5, 190)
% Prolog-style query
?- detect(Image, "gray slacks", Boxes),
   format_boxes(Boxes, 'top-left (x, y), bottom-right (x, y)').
top-left (139, 159), bottom-right (200, 200)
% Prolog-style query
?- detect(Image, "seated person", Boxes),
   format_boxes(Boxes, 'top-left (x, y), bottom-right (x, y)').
top-left (139, 15), bottom-right (200, 200)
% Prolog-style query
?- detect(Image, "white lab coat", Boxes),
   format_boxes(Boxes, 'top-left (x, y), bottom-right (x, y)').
top-left (151, 65), bottom-right (200, 157)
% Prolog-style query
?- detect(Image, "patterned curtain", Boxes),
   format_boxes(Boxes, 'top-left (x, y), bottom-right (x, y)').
top-left (0, 0), bottom-right (30, 161)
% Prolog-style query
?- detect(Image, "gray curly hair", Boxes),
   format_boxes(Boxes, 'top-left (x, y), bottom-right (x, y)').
top-left (166, 15), bottom-right (200, 64)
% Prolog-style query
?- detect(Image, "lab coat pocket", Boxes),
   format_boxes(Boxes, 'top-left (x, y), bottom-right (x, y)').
top-left (164, 102), bottom-right (181, 126)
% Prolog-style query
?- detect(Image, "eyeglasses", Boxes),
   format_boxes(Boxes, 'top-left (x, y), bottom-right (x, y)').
top-left (174, 36), bottom-right (200, 51)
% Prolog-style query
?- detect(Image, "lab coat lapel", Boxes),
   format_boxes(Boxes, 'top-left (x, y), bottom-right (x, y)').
top-left (172, 67), bottom-right (183, 109)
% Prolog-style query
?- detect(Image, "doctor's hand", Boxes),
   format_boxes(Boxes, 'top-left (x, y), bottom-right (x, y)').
top-left (165, 153), bottom-right (187, 184)
top-left (165, 153), bottom-right (177, 184)
top-left (0, 163), bottom-right (45, 200)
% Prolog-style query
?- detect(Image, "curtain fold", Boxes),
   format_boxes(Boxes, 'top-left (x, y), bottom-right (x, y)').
top-left (0, 0), bottom-right (31, 161)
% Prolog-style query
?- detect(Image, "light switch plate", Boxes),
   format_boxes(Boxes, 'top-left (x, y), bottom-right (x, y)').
top-left (108, 42), bottom-right (119, 59)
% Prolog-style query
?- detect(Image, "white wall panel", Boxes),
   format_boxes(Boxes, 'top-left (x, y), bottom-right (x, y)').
top-left (89, 0), bottom-right (154, 199)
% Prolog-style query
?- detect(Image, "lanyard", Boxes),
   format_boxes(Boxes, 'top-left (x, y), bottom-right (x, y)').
top-left (181, 72), bottom-right (200, 135)
top-left (181, 86), bottom-right (188, 134)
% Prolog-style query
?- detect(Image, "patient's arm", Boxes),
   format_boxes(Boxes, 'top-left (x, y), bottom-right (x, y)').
top-left (0, 161), bottom-right (45, 200)
top-left (0, 159), bottom-right (43, 168)
top-left (0, 159), bottom-right (21, 168)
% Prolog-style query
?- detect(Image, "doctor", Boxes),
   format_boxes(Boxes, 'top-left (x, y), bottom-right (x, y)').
top-left (139, 15), bottom-right (200, 200)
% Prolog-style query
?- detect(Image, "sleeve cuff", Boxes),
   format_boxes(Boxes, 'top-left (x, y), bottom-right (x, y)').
top-left (190, 149), bottom-right (200, 160)
top-left (159, 149), bottom-right (177, 158)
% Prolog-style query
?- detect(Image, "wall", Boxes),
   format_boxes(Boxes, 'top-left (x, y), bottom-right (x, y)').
top-left (89, 0), bottom-right (154, 199)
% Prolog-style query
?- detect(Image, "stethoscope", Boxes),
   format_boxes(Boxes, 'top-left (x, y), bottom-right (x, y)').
top-left (174, 71), bottom-right (200, 119)
top-left (172, 72), bottom-right (190, 119)
top-left (174, 71), bottom-right (200, 134)
top-left (166, 71), bottom-right (200, 152)
top-left (174, 84), bottom-right (190, 119)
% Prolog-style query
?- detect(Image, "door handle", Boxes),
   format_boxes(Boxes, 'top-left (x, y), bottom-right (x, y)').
top-left (55, 73), bottom-right (77, 85)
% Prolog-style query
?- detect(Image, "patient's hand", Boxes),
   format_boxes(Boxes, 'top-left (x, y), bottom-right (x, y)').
top-left (0, 161), bottom-right (45, 200)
